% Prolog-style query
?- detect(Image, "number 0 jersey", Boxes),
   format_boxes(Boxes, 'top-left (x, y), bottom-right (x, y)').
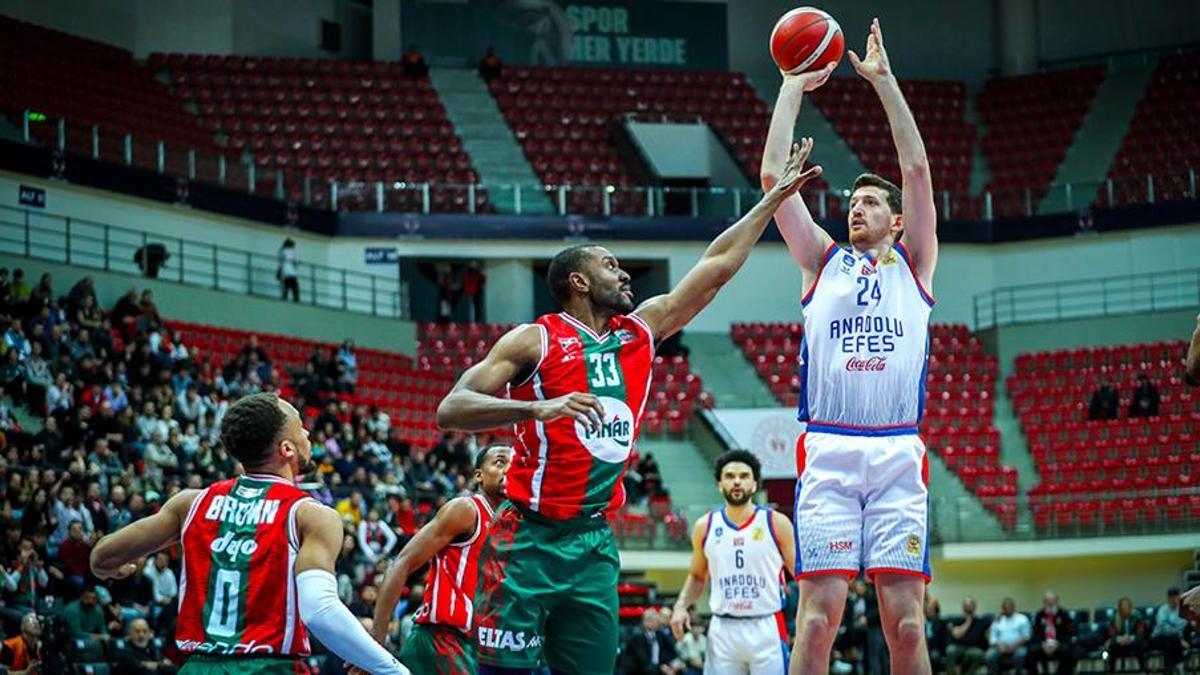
top-left (797, 242), bottom-right (934, 434)
top-left (507, 312), bottom-right (654, 521)
top-left (414, 494), bottom-right (494, 633)
top-left (176, 474), bottom-right (315, 656)
top-left (702, 507), bottom-right (786, 617)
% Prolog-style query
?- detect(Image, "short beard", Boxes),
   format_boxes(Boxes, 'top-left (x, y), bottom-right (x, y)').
top-left (595, 288), bottom-right (634, 314)
top-left (296, 457), bottom-right (317, 477)
top-left (722, 488), bottom-right (752, 507)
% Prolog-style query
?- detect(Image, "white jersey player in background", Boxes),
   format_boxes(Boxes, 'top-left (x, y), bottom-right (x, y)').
top-left (760, 19), bottom-right (939, 675)
top-left (670, 450), bottom-right (796, 674)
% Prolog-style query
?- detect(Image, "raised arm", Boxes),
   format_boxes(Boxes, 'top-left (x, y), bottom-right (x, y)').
top-left (371, 497), bottom-right (478, 645)
top-left (91, 489), bottom-right (198, 579)
top-left (436, 323), bottom-right (604, 432)
top-left (849, 18), bottom-right (938, 286)
top-left (761, 63), bottom-right (837, 278)
top-left (669, 514), bottom-right (711, 640)
top-left (635, 141), bottom-right (822, 340)
top-left (294, 502), bottom-right (409, 675)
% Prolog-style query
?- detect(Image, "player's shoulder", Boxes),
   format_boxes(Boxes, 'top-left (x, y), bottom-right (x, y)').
top-left (295, 500), bottom-right (342, 528)
top-left (691, 510), bottom-right (715, 539)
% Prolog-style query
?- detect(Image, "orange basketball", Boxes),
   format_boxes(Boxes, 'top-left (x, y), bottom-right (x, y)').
top-left (770, 6), bottom-right (844, 75)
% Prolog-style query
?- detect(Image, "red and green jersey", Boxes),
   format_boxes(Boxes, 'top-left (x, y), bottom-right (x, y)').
top-left (176, 474), bottom-right (315, 657)
top-left (414, 494), bottom-right (493, 633)
top-left (507, 311), bottom-right (654, 521)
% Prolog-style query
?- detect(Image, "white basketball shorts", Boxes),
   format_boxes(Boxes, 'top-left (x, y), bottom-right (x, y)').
top-left (704, 613), bottom-right (790, 675)
top-left (792, 430), bottom-right (930, 582)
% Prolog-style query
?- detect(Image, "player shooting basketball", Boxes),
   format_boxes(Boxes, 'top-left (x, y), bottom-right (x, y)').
top-left (761, 18), bottom-right (939, 675)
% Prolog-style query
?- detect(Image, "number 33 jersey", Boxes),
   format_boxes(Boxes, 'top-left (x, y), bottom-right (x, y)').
top-left (176, 474), bottom-right (316, 656)
top-left (797, 242), bottom-right (934, 434)
top-left (507, 312), bottom-right (654, 521)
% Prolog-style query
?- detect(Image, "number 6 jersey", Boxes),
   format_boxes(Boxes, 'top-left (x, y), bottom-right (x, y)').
top-left (702, 507), bottom-right (786, 617)
top-left (176, 473), bottom-right (316, 656)
top-left (797, 242), bottom-right (934, 434)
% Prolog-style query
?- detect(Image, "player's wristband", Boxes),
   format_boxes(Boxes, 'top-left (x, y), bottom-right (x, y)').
top-left (297, 569), bottom-right (410, 675)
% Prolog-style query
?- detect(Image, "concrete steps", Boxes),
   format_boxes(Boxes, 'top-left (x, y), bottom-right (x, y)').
top-left (428, 68), bottom-right (555, 214)
top-left (1039, 59), bottom-right (1156, 215)
top-left (685, 331), bottom-right (779, 409)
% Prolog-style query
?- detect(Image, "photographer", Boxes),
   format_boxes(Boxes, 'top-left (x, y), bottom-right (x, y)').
top-left (1, 537), bottom-right (49, 626)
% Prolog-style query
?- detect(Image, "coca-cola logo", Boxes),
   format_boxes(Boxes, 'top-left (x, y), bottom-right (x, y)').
top-left (845, 356), bottom-right (888, 371)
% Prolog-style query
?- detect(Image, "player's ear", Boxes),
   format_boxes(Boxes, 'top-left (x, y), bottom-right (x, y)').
top-left (568, 271), bottom-right (590, 295)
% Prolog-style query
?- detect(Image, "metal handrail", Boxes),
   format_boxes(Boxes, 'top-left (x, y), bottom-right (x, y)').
top-left (15, 107), bottom-right (1196, 221)
top-left (0, 204), bottom-right (407, 318)
top-left (973, 267), bottom-right (1200, 330)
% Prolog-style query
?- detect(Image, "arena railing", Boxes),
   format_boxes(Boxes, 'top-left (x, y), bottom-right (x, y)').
top-left (0, 204), bottom-right (408, 318)
top-left (972, 267), bottom-right (1200, 330)
top-left (17, 108), bottom-right (1196, 222)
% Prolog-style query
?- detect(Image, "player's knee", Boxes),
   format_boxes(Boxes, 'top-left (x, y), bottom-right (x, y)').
top-left (797, 611), bottom-right (836, 646)
top-left (889, 615), bottom-right (925, 652)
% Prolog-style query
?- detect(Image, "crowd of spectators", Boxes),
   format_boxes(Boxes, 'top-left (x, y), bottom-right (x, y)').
top-left (0, 268), bottom-right (503, 671)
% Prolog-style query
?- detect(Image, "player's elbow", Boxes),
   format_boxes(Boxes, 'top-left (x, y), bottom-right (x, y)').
top-left (88, 536), bottom-right (119, 577)
top-left (435, 396), bottom-right (457, 430)
top-left (759, 170), bottom-right (779, 193)
top-left (900, 160), bottom-right (931, 181)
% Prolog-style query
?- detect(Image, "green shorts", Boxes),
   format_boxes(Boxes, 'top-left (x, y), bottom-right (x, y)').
top-left (179, 654), bottom-right (304, 674)
top-left (401, 622), bottom-right (475, 675)
top-left (473, 502), bottom-right (620, 674)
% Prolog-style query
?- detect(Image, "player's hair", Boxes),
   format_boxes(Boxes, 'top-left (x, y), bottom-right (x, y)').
top-left (474, 444), bottom-right (510, 470)
top-left (547, 244), bottom-right (601, 304)
top-left (713, 449), bottom-right (762, 483)
top-left (220, 392), bottom-right (287, 468)
top-left (851, 173), bottom-right (903, 215)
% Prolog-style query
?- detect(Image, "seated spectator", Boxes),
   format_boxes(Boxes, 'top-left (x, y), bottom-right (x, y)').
top-left (347, 583), bottom-right (378, 619)
top-left (986, 597), bottom-right (1030, 674)
top-left (57, 520), bottom-right (92, 595)
top-left (337, 339), bottom-right (358, 393)
top-left (49, 485), bottom-right (94, 552)
top-left (926, 593), bottom-right (948, 672)
top-left (8, 269), bottom-right (30, 306)
top-left (1128, 372), bottom-right (1159, 418)
top-left (1151, 586), bottom-right (1191, 675)
top-left (142, 430), bottom-right (179, 491)
top-left (356, 508), bottom-right (397, 564)
top-left (1088, 378), bottom-right (1119, 421)
top-left (337, 490), bottom-right (366, 526)
top-left (4, 319), bottom-right (31, 362)
top-left (1105, 597), bottom-right (1146, 672)
top-left (946, 596), bottom-right (988, 675)
top-left (479, 46), bottom-right (503, 81)
top-left (109, 556), bottom-right (153, 622)
top-left (138, 290), bottom-right (162, 333)
top-left (624, 609), bottom-right (684, 675)
top-left (402, 45), bottom-right (429, 79)
top-left (75, 294), bottom-right (103, 332)
top-left (144, 551), bottom-right (178, 627)
top-left (116, 618), bottom-right (177, 674)
top-left (677, 619), bottom-right (706, 675)
top-left (1, 537), bottom-right (49, 624)
top-left (1026, 589), bottom-right (1076, 675)
top-left (62, 585), bottom-right (109, 640)
top-left (0, 612), bottom-right (42, 674)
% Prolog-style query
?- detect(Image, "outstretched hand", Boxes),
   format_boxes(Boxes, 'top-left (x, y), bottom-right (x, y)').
top-left (848, 17), bottom-right (892, 83)
top-left (783, 61), bottom-right (837, 92)
top-left (766, 138), bottom-right (823, 200)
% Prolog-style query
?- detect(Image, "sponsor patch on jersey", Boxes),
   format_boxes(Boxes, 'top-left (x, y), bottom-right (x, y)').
top-left (880, 252), bottom-right (898, 266)
top-left (828, 540), bottom-right (854, 553)
top-left (905, 534), bottom-right (922, 556)
top-left (733, 536), bottom-right (744, 547)
top-left (574, 395), bottom-right (635, 463)
top-left (713, 526), bottom-right (724, 539)
top-left (752, 527), bottom-right (765, 542)
top-left (861, 264), bottom-right (876, 276)
top-left (477, 626), bottom-right (543, 651)
top-left (234, 485), bottom-right (265, 499)
top-left (614, 329), bottom-right (636, 345)
top-left (839, 254), bottom-right (855, 274)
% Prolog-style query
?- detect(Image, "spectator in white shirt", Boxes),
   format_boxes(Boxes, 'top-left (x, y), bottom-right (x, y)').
top-left (986, 597), bottom-right (1031, 675)
top-left (677, 619), bottom-right (707, 675)
top-left (49, 486), bottom-right (94, 552)
top-left (1151, 587), bottom-right (1191, 674)
top-left (142, 431), bottom-right (178, 491)
top-left (143, 552), bottom-right (178, 626)
top-left (356, 509), bottom-right (397, 564)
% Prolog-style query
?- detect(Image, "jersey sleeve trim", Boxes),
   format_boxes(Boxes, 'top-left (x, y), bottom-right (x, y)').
top-left (626, 312), bottom-right (656, 354)
top-left (511, 323), bottom-right (548, 389)
top-left (288, 497), bottom-right (318, 551)
top-left (800, 242), bottom-right (839, 307)
top-left (179, 487), bottom-right (209, 540)
top-left (892, 242), bottom-right (935, 307)
top-left (765, 509), bottom-right (783, 555)
top-left (701, 511), bottom-right (715, 548)
top-left (449, 497), bottom-right (484, 549)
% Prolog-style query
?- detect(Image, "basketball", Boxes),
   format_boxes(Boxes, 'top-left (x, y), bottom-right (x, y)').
top-left (770, 7), bottom-right (844, 74)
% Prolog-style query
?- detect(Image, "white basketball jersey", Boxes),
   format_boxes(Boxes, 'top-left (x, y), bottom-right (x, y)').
top-left (703, 507), bottom-right (785, 617)
top-left (798, 242), bottom-right (934, 433)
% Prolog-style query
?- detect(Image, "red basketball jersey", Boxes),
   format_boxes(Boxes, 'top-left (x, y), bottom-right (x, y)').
top-left (175, 474), bottom-right (314, 656)
top-left (414, 494), bottom-right (494, 633)
top-left (507, 312), bottom-right (654, 521)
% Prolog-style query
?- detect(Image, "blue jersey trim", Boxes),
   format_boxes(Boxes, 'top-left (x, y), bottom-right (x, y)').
top-left (893, 242), bottom-right (936, 307)
top-left (806, 422), bottom-right (920, 437)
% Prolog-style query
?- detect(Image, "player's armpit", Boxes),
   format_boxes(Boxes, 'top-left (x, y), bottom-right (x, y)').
top-left (91, 489), bottom-right (199, 579)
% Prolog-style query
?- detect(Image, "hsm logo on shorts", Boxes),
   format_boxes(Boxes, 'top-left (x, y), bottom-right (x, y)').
top-left (828, 540), bottom-right (854, 553)
top-left (477, 627), bottom-right (543, 651)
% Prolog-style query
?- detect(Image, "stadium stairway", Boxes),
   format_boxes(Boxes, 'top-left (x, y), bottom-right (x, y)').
top-left (637, 435), bottom-right (719, 518)
top-left (993, 383), bottom-right (1038, 533)
top-left (964, 85), bottom-right (992, 198)
top-left (428, 68), bottom-right (555, 214)
top-left (926, 442), bottom-right (1007, 542)
top-left (685, 332), bottom-right (778, 408)
top-left (1038, 59), bottom-right (1156, 215)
